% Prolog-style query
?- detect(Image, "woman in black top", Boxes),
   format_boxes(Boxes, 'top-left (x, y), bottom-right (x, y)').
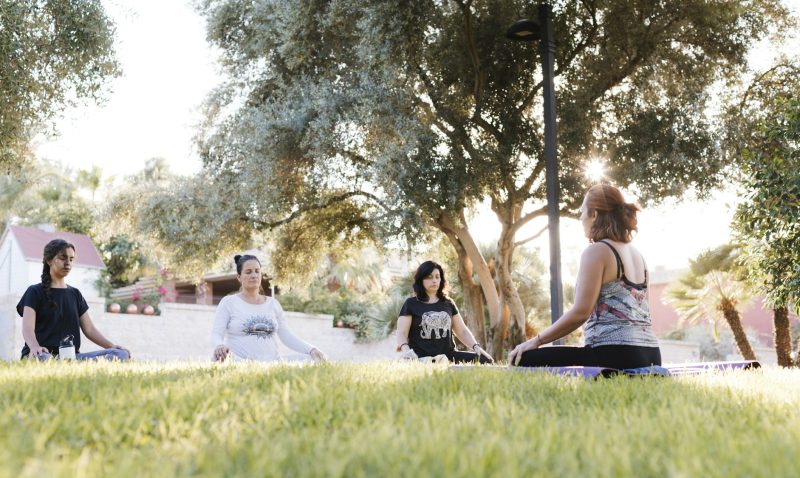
top-left (17, 238), bottom-right (130, 361)
top-left (396, 261), bottom-right (493, 363)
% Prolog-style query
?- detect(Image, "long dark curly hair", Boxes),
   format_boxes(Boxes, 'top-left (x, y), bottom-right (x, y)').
top-left (42, 239), bottom-right (75, 309)
top-left (412, 260), bottom-right (450, 302)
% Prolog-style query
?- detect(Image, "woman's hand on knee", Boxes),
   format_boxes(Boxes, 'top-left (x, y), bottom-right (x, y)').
top-left (111, 344), bottom-right (131, 359)
top-left (508, 338), bottom-right (538, 367)
top-left (399, 347), bottom-right (418, 360)
top-left (30, 346), bottom-right (50, 360)
top-left (472, 345), bottom-right (494, 363)
top-left (213, 344), bottom-right (230, 362)
top-left (309, 347), bottom-right (327, 362)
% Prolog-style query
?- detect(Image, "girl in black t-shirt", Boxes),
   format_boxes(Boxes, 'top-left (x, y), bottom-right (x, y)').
top-left (396, 261), bottom-right (493, 364)
top-left (17, 239), bottom-right (130, 361)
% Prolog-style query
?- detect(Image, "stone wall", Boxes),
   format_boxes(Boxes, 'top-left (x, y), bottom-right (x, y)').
top-left (0, 293), bottom-right (18, 360)
top-left (85, 302), bottom-right (397, 362)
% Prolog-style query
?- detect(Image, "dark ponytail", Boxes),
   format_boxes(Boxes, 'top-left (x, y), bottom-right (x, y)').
top-left (41, 264), bottom-right (54, 309)
top-left (42, 239), bottom-right (76, 309)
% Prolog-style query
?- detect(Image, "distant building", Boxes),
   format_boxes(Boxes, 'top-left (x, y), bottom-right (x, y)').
top-left (648, 265), bottom-right (798, 347)
top-left (0, 225), bottom-right (105, 298)
top-left (110, 272), bottom-right (267, 307)
top-left (110, 248), bottom-right (276, 306)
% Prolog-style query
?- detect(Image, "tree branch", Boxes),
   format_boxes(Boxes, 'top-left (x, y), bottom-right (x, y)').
top-left (249, 191), bottom-right (389, 230)
top-left (471, 115), bottom-right (504, 143)
top-left (416, 66), bottom-right (481, 160)
top-left (509, 205), bottom-right (547, 235)
top-left (738, 62), bottom-right (800, 114)
top-left (456, 0), bottom-right (483, 103)
top-left (520, 157), bottom-right (546, 195)
top-left (514, 225), bottom-right (548, 248)
top-left (453, 0), bottom-right (505, 144)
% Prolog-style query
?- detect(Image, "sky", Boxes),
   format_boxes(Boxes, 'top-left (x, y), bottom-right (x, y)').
top-left (32, 0), bottom-right (795, 273)
top-left (33, 0), bottom-right (217, 178)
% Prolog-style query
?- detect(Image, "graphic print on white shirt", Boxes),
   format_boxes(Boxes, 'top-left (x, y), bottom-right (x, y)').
top-left (419, 310), bottom-right (451, 339)
top-left (242, 314), bottom-right (277, 339)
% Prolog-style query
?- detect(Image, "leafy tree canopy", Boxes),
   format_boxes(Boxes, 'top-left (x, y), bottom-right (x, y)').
top-left (0, 160), bottom-right (96, 234)
top-left (131, 0), bottom-right (789, 264)
top-left (0, 0), bottom-right (120, 171)
top-left (116, 0), bottom-right (791, 348)
top-left (732, 62), bottom-right (800, 312)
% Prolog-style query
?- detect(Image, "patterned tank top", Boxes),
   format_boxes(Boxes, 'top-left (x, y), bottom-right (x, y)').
top-left (583, 241), bottom-right (660, 348)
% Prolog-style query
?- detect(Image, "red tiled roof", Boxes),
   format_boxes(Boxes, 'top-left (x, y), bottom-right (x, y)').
top-left (7, 225), bottom-right (105, 269)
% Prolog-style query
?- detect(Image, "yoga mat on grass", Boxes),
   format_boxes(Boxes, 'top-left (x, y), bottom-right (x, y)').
top-left (660, 360), bottom-right (761, 376)
top-left (450, 360), bottom-right (760, 378)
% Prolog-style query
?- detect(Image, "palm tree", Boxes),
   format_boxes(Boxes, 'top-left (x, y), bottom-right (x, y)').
top-left (320, 249), bottom-right (391, 294)
top-left (666, 244), bottom-right (757, 361)
top-left (76, 165), bottom-right (104, 202)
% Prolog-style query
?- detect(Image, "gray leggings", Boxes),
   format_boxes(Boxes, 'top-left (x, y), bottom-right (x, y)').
top-left (34, 348), bottom-right (130, 361)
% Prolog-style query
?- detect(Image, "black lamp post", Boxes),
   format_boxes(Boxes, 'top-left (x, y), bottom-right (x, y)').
top-left (507, 3), bottom-right (563, 327)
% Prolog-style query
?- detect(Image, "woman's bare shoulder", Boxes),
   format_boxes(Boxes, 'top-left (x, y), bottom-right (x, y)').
top-left (582, 241), bottom-right (613, 257)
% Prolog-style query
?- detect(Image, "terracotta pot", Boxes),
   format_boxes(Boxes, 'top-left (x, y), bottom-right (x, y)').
top-left (126, 303), bottom-right (138, 314)
top-left (143, 305), bottom-right (155, 315)
top-left (108, 303), bottom-right (121, 313)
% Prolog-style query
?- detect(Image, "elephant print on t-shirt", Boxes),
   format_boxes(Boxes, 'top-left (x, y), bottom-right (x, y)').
top-left (420, 311), bottom-right (451, 339)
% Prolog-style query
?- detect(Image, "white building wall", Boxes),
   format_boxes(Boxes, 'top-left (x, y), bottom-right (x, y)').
top-left (0, 237), bottom-right (12, 294)
top-left (24, 262), bottom-right (40, 291)
top-left (22, 263), bottom-right (101, 298)
top-left (0, 237), bottom-right (30, 295)
top-left (65, 268), bottom-right (103, 298)
top-left (0, 293), bottom-right (19, 360)
top-left (0, 234), bottom-right (101, 298)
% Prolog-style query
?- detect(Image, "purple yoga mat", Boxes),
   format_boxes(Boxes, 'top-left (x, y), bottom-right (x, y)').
top-left (663, 360), bottom-right (760, 376)
top-left (451, 360), bottom-right (760, 378)
top-left (451, 364), bottom-right (618, 378)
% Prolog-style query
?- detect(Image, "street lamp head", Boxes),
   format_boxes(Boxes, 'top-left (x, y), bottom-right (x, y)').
top-left (506, 19), bottom-right (541, 41)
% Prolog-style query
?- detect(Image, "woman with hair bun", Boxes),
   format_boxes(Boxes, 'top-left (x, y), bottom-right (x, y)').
top-left (17, 238), bottom-right (130, 360)
top-left (211, 254), bottom-right (326, 362)
top-left (508, 184), bottom-right (661, 369)
top-left (396, 260), bottom-right (493, 363)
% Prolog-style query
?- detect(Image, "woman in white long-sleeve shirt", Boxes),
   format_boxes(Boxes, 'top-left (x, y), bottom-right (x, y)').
top-left (211, 254), bottom-right (326, 362)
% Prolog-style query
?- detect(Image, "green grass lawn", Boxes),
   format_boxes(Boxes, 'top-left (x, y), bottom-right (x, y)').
top-left (0, 361), bottom-right (798, 477)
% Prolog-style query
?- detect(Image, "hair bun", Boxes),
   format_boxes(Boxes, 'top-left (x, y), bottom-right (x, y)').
top-left (233, 255), bottom-right (242, 264)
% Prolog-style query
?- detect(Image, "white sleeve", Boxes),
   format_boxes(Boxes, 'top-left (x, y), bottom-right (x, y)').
top-left (211, 298), bottom-right (231, 346)
top-left (273, 299), bottom-right (314, 354)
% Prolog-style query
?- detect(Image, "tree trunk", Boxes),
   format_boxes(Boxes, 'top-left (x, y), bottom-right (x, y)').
top-left (435, 211), bottom-right (501, 354)
top-left (442, 229), bottom-right (486, 346)
top-left (719, 298), bottom-right (757, 361)
top-left (496, 226), bottom-right (528, 348)
top-left (773, 306), bottom-right (793, 367)
top-left (461, 275), bottom-right (486, 346)
top-left (488, 195), bottom-right (549, 354)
